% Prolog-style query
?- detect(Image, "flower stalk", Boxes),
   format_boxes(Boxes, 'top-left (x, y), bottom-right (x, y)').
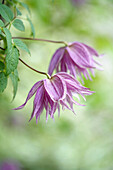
top-left (0, 47), bottom-right (5, 51)
top-left (12, 37), bottom-right (68, 46)
top-left (2, 0), bottom-right (5, 4)
top-left (19, 58), bottom-right (50, 79)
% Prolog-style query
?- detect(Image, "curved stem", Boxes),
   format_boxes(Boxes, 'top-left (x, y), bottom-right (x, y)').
top-left (12, 37), bottom-right (68, 46)
top-left (0, 47), bottom-right (5, 51)
top-left (19, 58), bottom-right (51, 79)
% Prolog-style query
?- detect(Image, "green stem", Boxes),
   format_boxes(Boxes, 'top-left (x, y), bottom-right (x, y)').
top-left (12, 37), bottom-right (68, 46)
top-left (13, 7), bottom-right (17, 20)
top-left (19, 58), bottom-right (51, 79)
top-left (5, 16), bottom-right (16, 28)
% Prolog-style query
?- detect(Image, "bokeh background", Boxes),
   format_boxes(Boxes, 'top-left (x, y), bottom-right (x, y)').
top-left (0, 0), bottom-right (113, 169)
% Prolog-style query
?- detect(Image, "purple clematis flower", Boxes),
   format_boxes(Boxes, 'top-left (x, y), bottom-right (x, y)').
top-left (0, 161), bottom-right (21, 170)
top-left (71, 0), bottom-right (85, 6)
top-left (14, 72), bottom-right (93, 123)
top-left (48, 42), bottom-right (101, 82)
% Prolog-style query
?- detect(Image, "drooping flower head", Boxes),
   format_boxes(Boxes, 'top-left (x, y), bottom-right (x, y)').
top-left (14, 72), bottom-right (93, 123)
top-left (48, 42), bottom-right (101, 82)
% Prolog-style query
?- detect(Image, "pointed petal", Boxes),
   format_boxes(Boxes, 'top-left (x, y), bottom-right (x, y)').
top-left (29, 85), bottom-right (44, 121)
top-left (14, 81), bottom-right (43, 110)
top-left (64, 54), bottom-right (77, 77)
top-left (57, 72), bottom-right (79, 85)
top-left (44, 91), bottom-right (58, 118)
top-left (35, 104), bottom-right (44, 123)
top-left (71, 42), bottom-right (91, 61)
top-left (50, 102), bottom-right (58, 118)
top-left (57, 103), bottom-right (60, 117)
top-left (60, 100), bottom-right (72, 111)
top-left (67, 46), bottom-right (93, 68)
top-left (84, 70), bottom-right (92, 81)
top-left (60, 57), bottom-right (67, 72)
top-left (81, 43), bottom-right (99, 57)
top-left (46, 104), bottom-right (49, 122)
top-left (89, 68), bottom-right (95, 77)
top-left (57, 72), bottom-right (82, 90)
top-left (67, 94), bottom-right (85, 106)
top-left (48, 47), bottom-right (65, 75)
top-left (44, 75), bottom-right (66, 101)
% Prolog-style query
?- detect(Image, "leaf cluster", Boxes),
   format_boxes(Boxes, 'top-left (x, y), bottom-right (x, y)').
top-left (0, 0), bottom-right (35, 99)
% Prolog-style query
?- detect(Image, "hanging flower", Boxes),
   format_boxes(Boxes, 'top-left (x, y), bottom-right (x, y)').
top-left (48, 42), bottom-right (101, 82)
top-left (14, 72), bottom-right (93, 123)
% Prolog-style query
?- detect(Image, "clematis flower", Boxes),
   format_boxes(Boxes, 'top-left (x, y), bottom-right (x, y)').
top-left (71, 0), bottom-right (85, 6)
top-left (14, 72), bottom-right (93, 123)
top-left (0, 161), bottom-right (21, 170)
top-left (48, 42), bottom-right (101, 82)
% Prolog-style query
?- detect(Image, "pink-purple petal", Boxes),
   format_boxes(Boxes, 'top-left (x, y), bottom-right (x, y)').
top-left (35, 104), bottom-right (44, 123)
top-left (14, 81), bottom-right (43, 110)
top-left (30, 85), bottom-right (44, 121)
top-left (81, 43), bottom-right (99, 57)
top-left (44, 75), bottom-right (66, 101)
top-left (14, 71), bottom-right (94, 122)
top-left (48, 41), bottom-right (101, 81)
top-left (48, 47), bottom-right (65, 76)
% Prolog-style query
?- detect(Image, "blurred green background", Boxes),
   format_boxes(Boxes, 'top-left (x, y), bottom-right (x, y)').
top-left (0, 0), bottom-right (113, 169)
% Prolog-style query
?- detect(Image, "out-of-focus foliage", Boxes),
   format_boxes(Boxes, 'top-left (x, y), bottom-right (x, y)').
top-left (0, 0), bottom-right (113, 170)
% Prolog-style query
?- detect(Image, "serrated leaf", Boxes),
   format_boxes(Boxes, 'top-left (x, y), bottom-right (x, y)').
top-left (10, 69), bottom-right (18, 100)
top-left (0, 20), bottom-right (5, 27)
top-left (2, 4), bottom-right (14, 20)
top-left (6, 46), bottom-right (19, 75)
top-left (13, 39), bottom-right (30, 55)
top-left (0, 61), bottom-right (5, 71)
top-left (3, 27), bottom-right (12, 49)
top-left (0, 3), bottom-right (13, 22)
top-left (12, 19), bottom-right (25, 31)
top-left (20, 2), bottom-right (30, 14)
top-left (0, 72), bottom-right (7, 92)
top-left (27, 16), bottom-right (35, 38)
top-left (16, 7), bottom-right (22, 16)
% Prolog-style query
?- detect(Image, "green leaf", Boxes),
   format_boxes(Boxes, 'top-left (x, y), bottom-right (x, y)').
top-left (12, 19), bottom-right (25, 31)
top-left (0, 29), bottom-right (1, 34)
top-left (5, 0), bottom-right (14, 5)
top-left (27, 16), bottom-right (35, 38)
top-left (19, 2), bottom-right (30, 14)
top-left (0, 3), bottom-right (13, 22)
top-left (6, 46), bottom-right (19, 75)
top-left (16, 7), bottom-right (22, 16)
top-left (3, 27), bottom-right (12, 49)
top-left (0, 20), bottom-right (5, 27)
top-left (13, 0), bottom-right (18, 4)
top-left (0, 61), bottom-right (5, 71)
top-left (10, 69), bottom-right (18, 100)
top-left (0, 72), bottom-right (7, 92)
top-left (13, 39), bottom-right (30, 55)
